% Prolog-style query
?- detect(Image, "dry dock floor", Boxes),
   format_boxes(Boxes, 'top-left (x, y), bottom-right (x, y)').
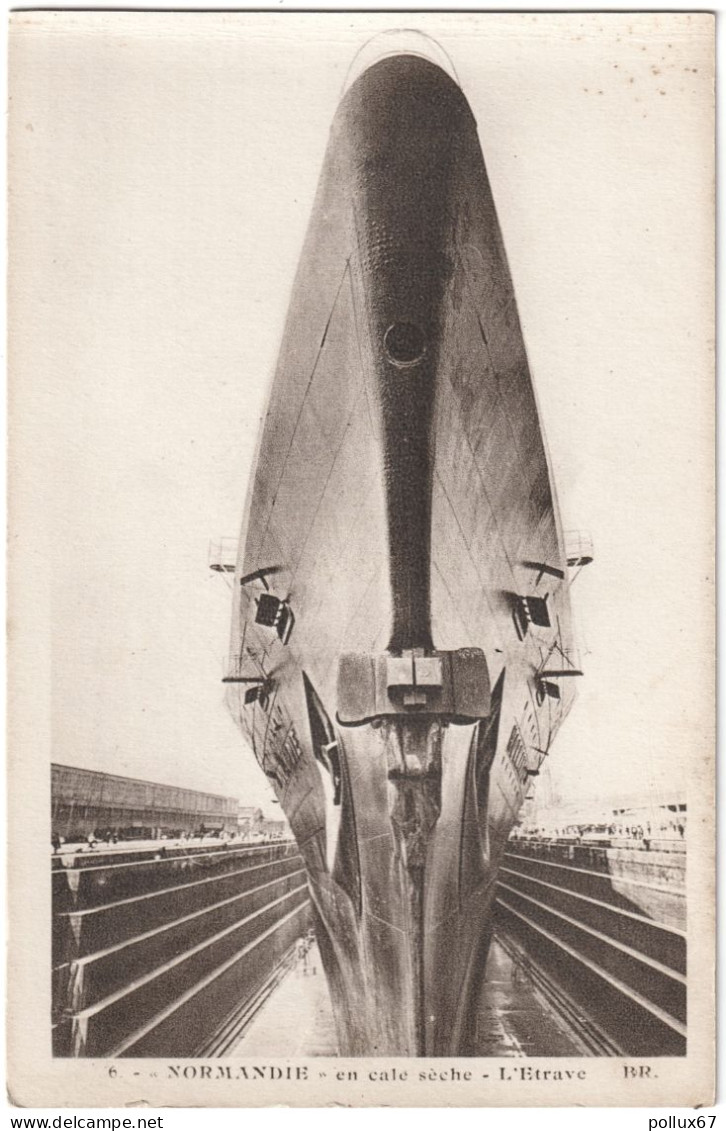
top-left (228, 939), bottom-right (588, 1057)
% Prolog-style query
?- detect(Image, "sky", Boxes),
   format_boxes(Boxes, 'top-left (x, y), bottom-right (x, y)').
top-left (10, 12), bottom-right (713, 815)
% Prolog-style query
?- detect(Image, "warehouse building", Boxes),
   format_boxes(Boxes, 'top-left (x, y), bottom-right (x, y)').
top-left (51, 763), bottom-right (239, 842)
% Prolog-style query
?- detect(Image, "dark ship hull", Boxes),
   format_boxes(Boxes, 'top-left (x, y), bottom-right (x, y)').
top-left (227, 45), bottom-right (579, 1055)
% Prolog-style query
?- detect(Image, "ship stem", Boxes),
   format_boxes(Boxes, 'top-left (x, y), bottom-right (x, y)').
top-left (384, 716), bottom-right (443, 1052)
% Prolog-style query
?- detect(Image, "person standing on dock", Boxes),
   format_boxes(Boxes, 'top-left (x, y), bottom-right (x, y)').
top-left (296, 936), bottom-right (307, 975)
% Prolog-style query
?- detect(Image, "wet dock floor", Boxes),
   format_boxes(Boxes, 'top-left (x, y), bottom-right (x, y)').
top-left (228, 938), bottom-right (589, 1057)
top-left (475, 938), bottom-right (589, 1056)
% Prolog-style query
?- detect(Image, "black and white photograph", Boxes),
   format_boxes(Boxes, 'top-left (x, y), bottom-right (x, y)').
top-left (8, 10), bottom-right (714, 1107)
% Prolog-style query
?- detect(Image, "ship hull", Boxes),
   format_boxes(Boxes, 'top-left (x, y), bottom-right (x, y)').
top-left (228, 51), bottom-right (578, 1055)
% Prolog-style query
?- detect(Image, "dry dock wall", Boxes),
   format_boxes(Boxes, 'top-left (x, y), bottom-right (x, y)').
top-left (52, 842), bottom-right (312, 1057)
top-left (495, 838), bottom-right (686, 1056)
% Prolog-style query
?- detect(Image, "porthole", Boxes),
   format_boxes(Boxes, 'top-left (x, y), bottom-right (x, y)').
top-left (384, 321), bottom-right (426, 368)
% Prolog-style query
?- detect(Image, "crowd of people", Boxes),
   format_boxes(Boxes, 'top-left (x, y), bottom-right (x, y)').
top-left (51, 827), bottom-right (293, 854)
top-left (512, 814), bottom-right (686, 845)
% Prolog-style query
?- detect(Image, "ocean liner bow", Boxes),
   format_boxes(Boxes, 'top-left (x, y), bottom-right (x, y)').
top-left (227, 34), bottom-right (579, 1055)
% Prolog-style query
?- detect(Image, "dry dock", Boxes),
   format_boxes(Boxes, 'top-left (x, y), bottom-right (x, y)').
top-left (52, 836), bottom-right (685, 1058)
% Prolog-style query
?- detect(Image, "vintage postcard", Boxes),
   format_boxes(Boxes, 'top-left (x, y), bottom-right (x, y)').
top-left (7, 10), bottom-right (715, 1108)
